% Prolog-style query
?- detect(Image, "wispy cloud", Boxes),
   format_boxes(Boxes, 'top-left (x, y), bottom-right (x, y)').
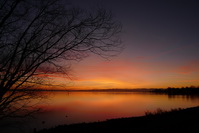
top-left (177, 79), bottom-right (199, 83)
top-left (175, 60), bottom-right (199, 74)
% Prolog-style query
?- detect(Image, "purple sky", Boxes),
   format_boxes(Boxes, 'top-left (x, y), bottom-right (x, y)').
top-left (58, 0), bottom-right (199, 89)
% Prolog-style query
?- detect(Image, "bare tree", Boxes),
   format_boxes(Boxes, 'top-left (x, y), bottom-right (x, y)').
top-left (0, 0), bottom-right (121, 118)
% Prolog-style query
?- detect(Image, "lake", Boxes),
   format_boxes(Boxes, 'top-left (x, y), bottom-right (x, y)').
top-left (1, 91), bottom-right (199, 133)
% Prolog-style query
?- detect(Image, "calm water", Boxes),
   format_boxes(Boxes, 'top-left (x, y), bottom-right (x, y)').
top-left (1, 91), bottom-right (199, 133)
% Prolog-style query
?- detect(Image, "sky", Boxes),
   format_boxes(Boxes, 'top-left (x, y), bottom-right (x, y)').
top-left (52, 0), bottom-right (199, 89)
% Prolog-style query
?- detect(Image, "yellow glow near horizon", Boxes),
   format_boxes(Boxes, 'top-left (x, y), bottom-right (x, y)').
top-left (37, 56), bottom-right (199, 90)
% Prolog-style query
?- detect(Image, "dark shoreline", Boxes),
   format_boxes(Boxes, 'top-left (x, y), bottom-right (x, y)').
top-left (38, 106), bottom-right (199, 133)
top-left (10, 86), bottom-right (199, 95)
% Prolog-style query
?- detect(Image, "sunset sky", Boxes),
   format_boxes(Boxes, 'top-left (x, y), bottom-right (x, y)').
top-left (50, 0), bottom-right (199, 89)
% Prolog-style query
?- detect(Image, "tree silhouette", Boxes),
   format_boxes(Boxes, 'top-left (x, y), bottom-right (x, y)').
top-left (0, 0), bottom-right (121, 118)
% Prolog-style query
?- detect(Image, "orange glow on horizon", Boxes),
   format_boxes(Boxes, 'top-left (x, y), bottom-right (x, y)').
top-left (33, 57), bottom-right (199, 90)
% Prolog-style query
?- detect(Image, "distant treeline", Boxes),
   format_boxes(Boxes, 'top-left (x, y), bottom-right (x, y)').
top-left (10, 88), bottom-right (151, 92)
top-left (152, 86), bottom-right (199, 95)
top-left (10, 86), bottom-right (199, 95)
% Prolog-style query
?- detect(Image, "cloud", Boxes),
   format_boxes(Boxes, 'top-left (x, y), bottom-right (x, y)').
top-left (177, 79), bottom-right (199, 83)
top-left (175, 60), bottom-right (199, 74)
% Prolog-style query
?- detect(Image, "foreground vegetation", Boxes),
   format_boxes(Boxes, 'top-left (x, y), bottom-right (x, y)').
top-left (38, 106), bottom-right (199, 133)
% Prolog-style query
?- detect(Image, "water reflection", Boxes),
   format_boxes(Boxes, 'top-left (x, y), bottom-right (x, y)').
top-left (1, 91), bottom-right (199, 133)
top-left (168, 94), bottom-right (199, 101)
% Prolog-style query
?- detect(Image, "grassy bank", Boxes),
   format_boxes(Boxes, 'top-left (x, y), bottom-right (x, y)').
top-left (38, 106), bottom-right (199, 133)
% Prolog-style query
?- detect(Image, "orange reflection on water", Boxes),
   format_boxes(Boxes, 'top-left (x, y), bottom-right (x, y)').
top-left (35, 91), bottom-right (199, 126)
